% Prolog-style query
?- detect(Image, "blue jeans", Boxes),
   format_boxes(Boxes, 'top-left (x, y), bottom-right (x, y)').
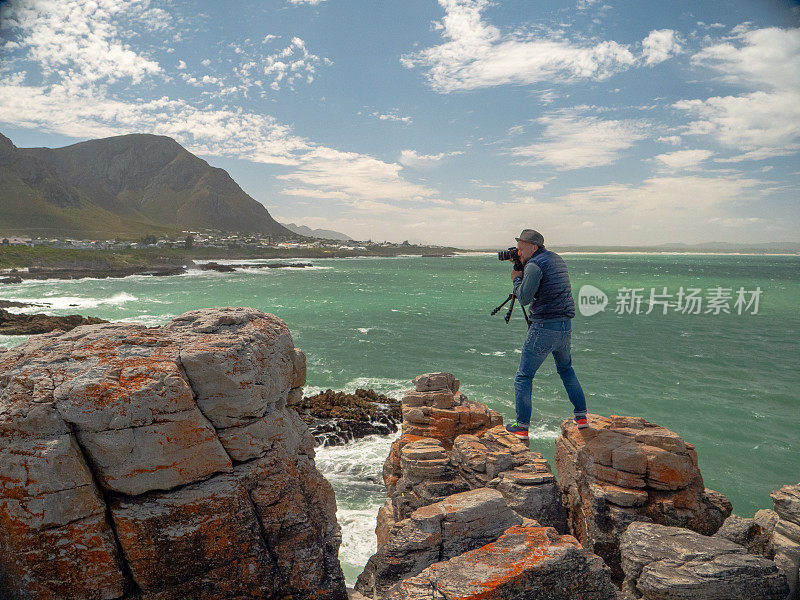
top-left (514, 319), bottom-right (587, 425)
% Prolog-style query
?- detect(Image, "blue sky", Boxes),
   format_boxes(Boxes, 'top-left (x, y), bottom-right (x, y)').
top-left (0, 0), bottom-right (798, 246)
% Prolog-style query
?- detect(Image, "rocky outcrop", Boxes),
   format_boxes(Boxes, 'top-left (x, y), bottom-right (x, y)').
top-left (355, 372), bottom-right (570, 598)
top-left (356, 488), bottom-right (526, 597)
top-left (386, 525), bottom-right (617, 600)
top-left (289, 388), bottom-right (401, 446)
top-left (619, 522), bottom-right (789, 599)
top-left (555, 414), bottom-right (732, 580)
top-left (770, 483), bottom-right (800, 599)
top-left (0, 307), bottom-right (347, 600)
top-left (0, 307), bottom-right (108, 334)
top-left (380, 373), bottom-right (565, 530)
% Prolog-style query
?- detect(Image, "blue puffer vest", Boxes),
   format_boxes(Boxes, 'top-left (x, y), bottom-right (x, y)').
top-left (527, 247), bottom-right (575, 320)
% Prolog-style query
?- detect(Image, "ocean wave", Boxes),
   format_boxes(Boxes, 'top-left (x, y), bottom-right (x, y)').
top-left (112, 314), bottom-right (176, 326)
top-left (3, 292), bottom-right (138, 313)
top-left (315, 431), bottom-right (399, 582)
top-left (0, 335), bottom-right (30, 349)
top-left (304, 377), bottom-right (410, 399)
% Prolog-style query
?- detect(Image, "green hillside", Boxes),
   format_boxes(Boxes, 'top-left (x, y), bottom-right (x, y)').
top-left (0, 132), bottom-right (293, 239)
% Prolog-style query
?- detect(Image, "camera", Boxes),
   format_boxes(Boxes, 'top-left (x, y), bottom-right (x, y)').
top-left (498, 247), bottom-right (524, 271)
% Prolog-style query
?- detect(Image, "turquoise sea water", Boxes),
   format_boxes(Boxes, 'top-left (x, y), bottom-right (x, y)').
top-left (1, 253), bottom-right (798, 584)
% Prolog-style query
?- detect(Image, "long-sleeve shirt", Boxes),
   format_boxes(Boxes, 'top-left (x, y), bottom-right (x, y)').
top-left (513, 260), bottom-right (542, 306)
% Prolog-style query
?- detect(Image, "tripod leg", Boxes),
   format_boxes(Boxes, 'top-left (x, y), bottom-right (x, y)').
top-left (505, 295), bottom-right (516, 323)
top-left (491, 294), bottom-right (514, 316)
top-left (520, 303), bottom-right (531, 326)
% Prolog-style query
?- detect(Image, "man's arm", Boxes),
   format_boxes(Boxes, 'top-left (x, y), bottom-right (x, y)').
top-left (512, 261), bottom-right (542, 306)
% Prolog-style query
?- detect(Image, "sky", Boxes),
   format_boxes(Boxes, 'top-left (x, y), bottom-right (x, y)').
top-left (0, 0), bottom-right (798, 247)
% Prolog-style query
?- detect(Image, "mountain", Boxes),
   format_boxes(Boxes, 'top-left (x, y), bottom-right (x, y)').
top-left (0, 132), bottom-right (295, 239)
top-left (281, 222), bottom-right (353, 241)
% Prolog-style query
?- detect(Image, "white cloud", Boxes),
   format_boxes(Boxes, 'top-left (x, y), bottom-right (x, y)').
top-left (371, 111), bottom-right (412, 124)
top-left (177, 60), bottom-right (186, 70)
top-left (657, 135), bottom-right (682, 145)
top-left (277, 147), bottom-right (438, 202)
top-left (676, 91), bottom-right (800, 161)
top-left (509, 113), bottom-right (647, 170)
top-left (676, 26), bottom-right (800, 161)
top-left (1, 0), bottom-right (162, 86)
top-left (399, 149), bottom-right (461, 167)
top-left (641, 29), bottom-right (682, 65)
top-left (287, 0), bottom-right (325, 4)
top-left (201, 58), bottom-right (211, 67)
top-left (0, 0), bottom-right (431, 207)
top-left (692, 26), bottom-right (800, 90)
top-left (654, 149), bottom-right (713, 170)
top-left (508, 180), bottom-right (546, 192)
top-left (277, 175), bottom-right (783, 247)
top-left (400, 0), bottom-right (638, 92)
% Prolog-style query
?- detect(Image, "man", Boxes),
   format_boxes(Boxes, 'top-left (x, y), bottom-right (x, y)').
top-left (504, 229), bottom-right (588, 441)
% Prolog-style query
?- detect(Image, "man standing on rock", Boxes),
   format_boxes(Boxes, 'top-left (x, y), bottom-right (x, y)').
top-left (504, 229), bottom-right (588, 440)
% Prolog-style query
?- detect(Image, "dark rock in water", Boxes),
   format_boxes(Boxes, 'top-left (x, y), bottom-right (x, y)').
top-left (199, 261), bottom-right (236, 272)
top-left (385, 525), bottom-right (617, 600)
top-left (555, 414), bottom-right (732, 580)
top-left (619, 522), bottom-right (789, 600)
top-left (1, 265), bottom-right (188, 282)
top-left (0, 299), bottom-right (39, 308)
top-left (0, 308), bottom-right (108, 334)
top-left (288, 388), bottom-right (401, 446)
top-left (265, 262), bottom-right (313, 268)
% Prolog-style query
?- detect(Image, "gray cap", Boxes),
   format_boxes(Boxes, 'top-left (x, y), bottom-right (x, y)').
top-left (515, 229), bottom-right (544, 246)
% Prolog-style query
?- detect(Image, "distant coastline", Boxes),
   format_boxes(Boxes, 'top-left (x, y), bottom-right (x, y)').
top-left (0, 244), bottom-right (461, 282)
top-left (2, 244), bottom-right (799, 284)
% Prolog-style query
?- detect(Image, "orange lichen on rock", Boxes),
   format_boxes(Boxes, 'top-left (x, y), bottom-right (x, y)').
top-left (555, 413), bottom-right (732, 581)
top-left (387, 525), bottom-right (616, 600)
top-left (0, 307), bottom-right (347, 600)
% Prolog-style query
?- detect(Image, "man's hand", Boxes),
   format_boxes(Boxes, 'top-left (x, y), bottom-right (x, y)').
top-left (511, 269), bottom-right (523, 279)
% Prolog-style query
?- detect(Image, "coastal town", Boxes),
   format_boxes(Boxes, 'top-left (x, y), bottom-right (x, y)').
top-left (0, 229), bottom-right (396, 252)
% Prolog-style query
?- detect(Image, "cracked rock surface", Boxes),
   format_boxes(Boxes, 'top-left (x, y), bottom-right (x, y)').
top-left (555, 414), bottom-right (732, 580)
top-left (355, 372), bottom-right (575, 598)
top-left (619, 522), bottom-right (789, 599)
top-left (0, 306), bottom-right (347, 600)
top-left (386, 525), bottom-right (617, 600)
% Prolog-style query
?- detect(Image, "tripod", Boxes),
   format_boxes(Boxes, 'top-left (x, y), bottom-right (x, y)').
top-left (491, 293), bottom-right (531, 326)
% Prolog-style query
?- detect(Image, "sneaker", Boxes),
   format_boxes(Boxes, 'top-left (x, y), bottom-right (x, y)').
top-left (505, 421), bottom-right (529, 439)
top-left (575, 416), bottom-right (589, 429)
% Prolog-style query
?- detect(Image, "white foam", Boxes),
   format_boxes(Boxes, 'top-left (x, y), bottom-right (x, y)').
top-left (304, 377), bottom-right (409, 399)
top-left (0, 335), bottom-right (30, 349)
top-left (315, 431), bottom-right (400, 582)
top-left (4, 292), bottom-right (137, 313)
top-left (112, 314), bottom-right (176, 326)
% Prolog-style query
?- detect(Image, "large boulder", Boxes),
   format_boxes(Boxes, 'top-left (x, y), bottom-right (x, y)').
top-left (386, 525), bottom-right (617, 600)
top-left (555, 414), bottom-right (732, 579)
top-left (771, 483), bottom-right (800, 599)
top-left (355, 488), bottom-right (525, 597)
top-left (0, 307), bottom-right (347, 600)
top-left (619, 522), bottom-right (788, 599)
